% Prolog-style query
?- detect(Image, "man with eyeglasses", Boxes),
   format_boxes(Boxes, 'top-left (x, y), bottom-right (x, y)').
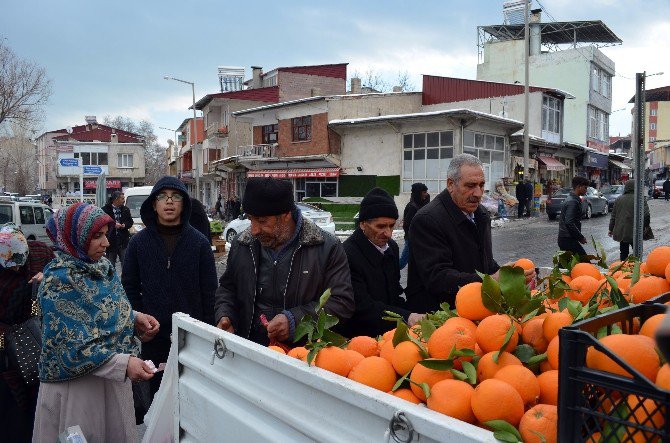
top-left (122, 176), bottom-right (218, 408)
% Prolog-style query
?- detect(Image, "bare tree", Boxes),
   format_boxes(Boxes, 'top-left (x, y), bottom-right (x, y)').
top-left (102, 115), bottom-right (167, 184)
top-left (348, 68), bottom-right (416, 93)
top-left (0, 39), bottom-right (52, 129)
top-left (0, 123), bottom-right (38, 194)
top-left (395, 70), bottom-right (416, 92)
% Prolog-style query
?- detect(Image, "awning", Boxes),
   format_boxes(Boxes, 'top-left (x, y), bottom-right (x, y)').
top-left (584, 151), bottom-right (609, 169)
top-left (609, 159), bottom-right (631, 170)
top-left (512, 156), bottom-right (538, 170)
top-left (536, 156), bottom-right (567, 171)
top-left (247, 168), bottom-right (341, 179)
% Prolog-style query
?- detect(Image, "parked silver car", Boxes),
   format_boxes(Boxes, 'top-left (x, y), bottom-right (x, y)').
top-left (545, 187), bottom-right (608, 220)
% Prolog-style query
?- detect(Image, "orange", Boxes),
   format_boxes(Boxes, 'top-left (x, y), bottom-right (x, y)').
top-left (471, 379), bottom-right (525, 427)
top-left (568, 275), bottom-right (601, 304)
top-left (347, 336), bottom-right (379, 357)
top-left (476, 351), bottom-right (522, 381)
top-left (268, 345), bottom-right (286, 354)
top-left (539, 360), bottom-right (553, 373)
top-left (314, 346), bottom-right (350, 376)
top-left (519, 404), bottom-right (558, 443)
top-left (443, 316), bottom-right (477, 336)
top-left (656, 363), bottom-right (670, 390)
top-left (427, 379), bottom-right (476, 423)
top-left (287, 346), bottom-right (308, 361)
top-left (629, 276), bottom-right (670, 303)
top-left (522, 317), bottom-right (549, 353)
top-left (379, 339), bottom-right (395, 364)
top-left (515, 258), bottom-right (536, 271)
top-left (391, 341), bottom-right (423, 376)
top-left (409, 360), bottom-right (453, 402)
top-left (344, 349), bottom-right (365, 374)
top-left (586, 334), bottom-right (660, 382)
top-left (494, 365), bottom-right (541, 408)
top-left (455, 282), bottom-right (495, 321)
top-left (640, 314), bottom-right (666, 338)
top-left (571, 262), bottom-right (602, 280)
top-left (475, 314), bottom-right (519, 354)
top-left (626, 395), bottom-right (665, 442)
top-left (537, 370), bottom-right (559, 405)
top-left (666, 262), bottom-right (670, 284)
top-left (389, 388), bottom-right (422, 404)
top-left (547, 335), bottom-right (560, 370)
top-left (382, 328), bottom-right (396, 342)
top-left (427, 321), bottom-right (476, 367)
top-left (646, 246), bottom-right (670, 277)
top-left (616, 276), bottom-right (633, 295)
top-left (348, 356), bottom-right (397, 392)
top-left (640, 262), bottom-right (649, 274)
top-left (542, 311), bottom-right (573, 342)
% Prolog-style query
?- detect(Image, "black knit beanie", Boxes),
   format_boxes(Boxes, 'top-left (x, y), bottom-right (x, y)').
top-left (411, 182), bottom-right (428, 193)
top-left (359, 187), bottom-right (398, 221)
top-left (242, 178), bottom-right (295, 216)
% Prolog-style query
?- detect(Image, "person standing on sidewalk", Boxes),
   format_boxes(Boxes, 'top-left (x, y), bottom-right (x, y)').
top-left (515, 180), bottom-right (528, 218)
top-left (557, 176), bottom-right (590, 256)
top-left (399, 183), bottom-right (429, 270)
top-left (102, 191), bottom-right (133, 268)
top-left (663, 178), bottom-right (670, 201)
top-left (608, 180), bottom-right (651, 260)
top-left (524, 179), bottom-right (534, 216)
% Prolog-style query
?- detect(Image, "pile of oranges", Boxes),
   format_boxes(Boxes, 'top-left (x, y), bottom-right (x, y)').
top-left (266, 246), bottom-right (670, 442)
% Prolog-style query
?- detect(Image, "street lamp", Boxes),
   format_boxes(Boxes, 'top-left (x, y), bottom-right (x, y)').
top-left (159, 126), bottom-right (180, 176)
top-left (164, 75), bottom-right (200, 198)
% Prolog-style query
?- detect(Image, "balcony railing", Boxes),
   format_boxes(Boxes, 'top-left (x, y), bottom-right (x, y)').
top-left (236, 143), bottom-right (277, 158)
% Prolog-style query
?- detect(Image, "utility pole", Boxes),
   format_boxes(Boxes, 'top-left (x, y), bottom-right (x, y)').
top-left (523, 0), bottom-right (530, 181)
top-left (632, 72), bottom-right (645, 257)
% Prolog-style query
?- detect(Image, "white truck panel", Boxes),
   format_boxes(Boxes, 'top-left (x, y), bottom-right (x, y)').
top-left (172, 314), bottom-right (495, 442)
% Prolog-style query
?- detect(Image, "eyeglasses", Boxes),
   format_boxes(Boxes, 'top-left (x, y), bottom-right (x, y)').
top-left (156, 192), bottom-right (184, 202)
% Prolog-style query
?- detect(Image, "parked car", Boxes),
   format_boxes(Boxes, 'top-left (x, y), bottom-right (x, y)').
top-left (124, 186), bottom-right (154, 235)
top-left (223, 202), bottom-right (336, 243)
top-left (602, 184), bottom-right (625, 211)
top-left (652, 180), bottom-right (666, 199)
top-left (0, 201), bottom-right (54, 242)
top-left (545, 187), bottom-right (608, 220)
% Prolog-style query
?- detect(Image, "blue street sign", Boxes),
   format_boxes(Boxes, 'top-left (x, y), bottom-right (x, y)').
top-left (83, 166), bottom-right (103, 175)
top-left (59, 158), bottom-right (79, 167)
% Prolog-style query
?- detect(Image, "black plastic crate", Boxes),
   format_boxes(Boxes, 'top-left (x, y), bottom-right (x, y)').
top-left (558, 303), bottom-right (670, 442)
top-left (646, 292), bottom-right (670, 306)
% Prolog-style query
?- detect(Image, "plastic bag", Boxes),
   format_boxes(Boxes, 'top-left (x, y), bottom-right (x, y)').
top-left (141, 349), bottom-right (176, 443)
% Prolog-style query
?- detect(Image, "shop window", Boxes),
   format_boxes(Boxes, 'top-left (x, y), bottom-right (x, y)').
top-left (402, 130), bottom-right (454, 193)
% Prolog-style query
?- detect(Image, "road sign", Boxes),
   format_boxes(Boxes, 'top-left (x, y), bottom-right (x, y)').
top-left (83, 166), bottom-right (103, 175)
top-left (59, 158), bottom-right (79, 167)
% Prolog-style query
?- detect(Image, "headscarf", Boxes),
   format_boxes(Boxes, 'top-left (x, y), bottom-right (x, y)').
top-left (38, 203), bottom-right (138, 382)
top-left (0, 224), bottom-right (29, 268)
top-left (46, 202), bottom-right (114, 262)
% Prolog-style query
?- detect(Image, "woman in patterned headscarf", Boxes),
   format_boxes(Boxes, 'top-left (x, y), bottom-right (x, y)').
top-left (0, 224), bottom-right (54, 443)
top-left (32, 203), bottom-right (159, 443)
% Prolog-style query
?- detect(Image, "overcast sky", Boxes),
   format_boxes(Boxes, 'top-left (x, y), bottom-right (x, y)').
top-left (2, 0), bottom-right (668, 146)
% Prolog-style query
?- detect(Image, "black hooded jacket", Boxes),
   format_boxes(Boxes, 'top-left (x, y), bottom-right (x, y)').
top-left (122, 176), bottom-right (218, 338)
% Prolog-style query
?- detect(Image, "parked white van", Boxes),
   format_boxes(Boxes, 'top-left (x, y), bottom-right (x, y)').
top-left (124, 186), bottom-right (153, 235)
top-left (0, 201), bottom-right (54, 242)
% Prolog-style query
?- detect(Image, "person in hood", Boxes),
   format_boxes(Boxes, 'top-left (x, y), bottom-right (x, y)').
top-left (122, 176), bottom-right (217, 401)
top-left (399, 182), bottom-right (429, 270)
top-left (608, 180), bottom-right (651, 260)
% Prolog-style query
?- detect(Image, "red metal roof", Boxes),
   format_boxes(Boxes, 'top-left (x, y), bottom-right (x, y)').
top-left (422, 75), bottom-right (563, 106)
top-left (277, 63), bottom-right (347, 80)
top-left (53, 124), bottom-right (143, 143)
top-left (194, 86), bottom-right (279, 109)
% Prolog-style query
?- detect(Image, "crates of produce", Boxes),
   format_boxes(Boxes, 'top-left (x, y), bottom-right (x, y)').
top-left (558, 302), bottom-right (670, 442)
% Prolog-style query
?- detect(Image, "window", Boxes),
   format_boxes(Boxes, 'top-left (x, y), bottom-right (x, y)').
top-left (592, 65), bottom-right (612, 98)
top-left (650, 123), bottom-right (657, 130)
top-left (651, 109), bottom-right (657, 116)
top-left (34, 207), bottom-right (45, 224)
top-left (118, 153), bottom-right (134, 168)
top-left (463, 130), bottom-right (506, 191)
top-left (402, 131), bottom-right (454, 193)
top-left (592, 67), bottom-right (600, 93)
top-left (292, 116), bottom-right (312, 142)
top-left (588, 106), bottom-right (609, 141)
top-left (20, 206), bottom-right (35, 224)
top-left (542, 96), bottom-right (561, 134)
top-left (650, 136), bottom-right (656, 142)
top-left (0, 205), bottom-right (12, 224)
top-left (262, 124), bottom-right (279, 144)
top-left (74, 151), bottom-right (108, 165)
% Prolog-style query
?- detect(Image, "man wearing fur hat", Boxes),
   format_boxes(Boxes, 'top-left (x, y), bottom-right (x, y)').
top-left (102, 191), bottom-right (133, 267)
top-left (339, 188), bottom-right (424, 338)
top-left (215, 178), bottom-right (354, 346)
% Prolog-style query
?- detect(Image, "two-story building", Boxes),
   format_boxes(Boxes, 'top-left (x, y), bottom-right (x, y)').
top-left (41, 118), bottom-right (146, 195)
top-left (175, 117), bottom-right (204, 199)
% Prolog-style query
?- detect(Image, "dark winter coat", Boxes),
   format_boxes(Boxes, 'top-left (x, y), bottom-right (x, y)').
top-left (101, 202), bottom-right (133, 249)
top-left (214, 217), bottom-right (355, 342)
top-left (402, 189), bottom-right (428, 236)
top-left (340, 228), bottom-right (410, 338)
top-left (405, 189), bottom-right (500, 313)
top-left (664, 180), bottom-right (670, 193)
top-left (558, 192), bottom-right (585, 242)
top-left (122, 176), bottom-right (218, 339)
top-left (515, 182), bottom-right (528, 202)
top-left (609, 180), bottom-right (650, 243)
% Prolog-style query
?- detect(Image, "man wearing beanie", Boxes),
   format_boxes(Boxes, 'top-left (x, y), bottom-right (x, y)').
top-left (215, 177), bottom-right (354, 346)
top-left (399, 182), bottom-right (429, 269)
top-left (101, 190), bottom-right (133, 268)
top-left (339, 188), bottom-right (424, 338)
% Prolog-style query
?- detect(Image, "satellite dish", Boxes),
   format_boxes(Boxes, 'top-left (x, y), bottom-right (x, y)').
top-left (66, 126), bottom-right (73, 134)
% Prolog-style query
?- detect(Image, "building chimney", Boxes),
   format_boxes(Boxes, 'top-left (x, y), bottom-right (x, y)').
top-left (311, 87), bottom-right (322, 97)
top-left (251, 66), bottom-right (263, 89)
top-left (529, 8), bottom-right (542, 56)
top-left (110, 133), bottom-right (118, 144)
top-left (350, 77), bottom-right (362, 94)
top-left (85, 115), bottom-right (97, 125)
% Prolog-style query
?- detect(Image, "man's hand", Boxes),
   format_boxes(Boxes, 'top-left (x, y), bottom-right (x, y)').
top-left (579, 237), bottom-right (588, 244)
top-left (116, 222), bottom-right (124, 229)
top-left (126, 356), bottom-right (155, 382)
top-left (217, 316), bottom-right (235, 333)
top-left (266, 314), bottom-right (290, 342)
top-left (608, 231), bottom-right (613, 237)
top-left (28, 272), bottom-right (44, 284)
top-left (134, 311), bottom-right (159, 342)
top-left (523, 267), bottom-right (536, 284)
top-left (407, 313), bottom-right (425, 327)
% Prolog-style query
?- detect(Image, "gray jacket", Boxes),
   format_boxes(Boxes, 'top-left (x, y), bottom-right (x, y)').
top-left (214, 218), bottom-right (354, 340)
top-left (609, 181), bottom-right (650, 243)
